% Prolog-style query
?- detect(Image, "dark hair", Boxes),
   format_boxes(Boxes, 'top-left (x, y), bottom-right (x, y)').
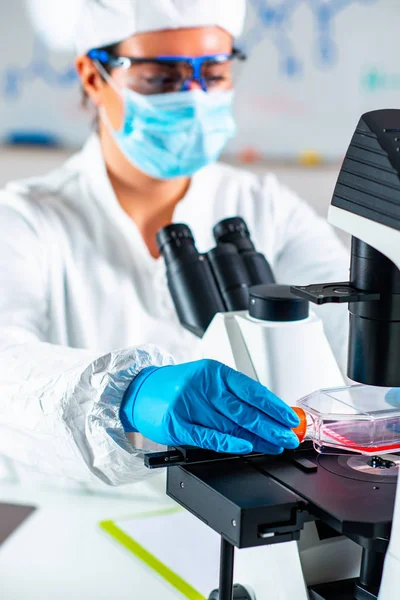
top-left (81, 41), bottom-right (121, 107)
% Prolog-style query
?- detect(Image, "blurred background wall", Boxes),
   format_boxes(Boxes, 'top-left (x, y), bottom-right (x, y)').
top-left (0, 0), bottom-right (399, 237)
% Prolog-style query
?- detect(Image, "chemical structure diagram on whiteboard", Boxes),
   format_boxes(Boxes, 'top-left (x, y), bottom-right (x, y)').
top-left (0, 0), bottom-right (379, 100)
top-left (244, 0), bottom-right (377, 76)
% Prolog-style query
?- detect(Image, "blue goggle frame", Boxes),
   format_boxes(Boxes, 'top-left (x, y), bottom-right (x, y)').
top-left (88, 49), bottom-right (246, 92)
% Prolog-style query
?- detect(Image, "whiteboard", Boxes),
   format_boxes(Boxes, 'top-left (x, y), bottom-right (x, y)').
top-left (0, 0), bottom-right (90, 147)
top-left (0, 0), bottom-right (399, 159)
top-left (230, 0), bottom-right (400, 160)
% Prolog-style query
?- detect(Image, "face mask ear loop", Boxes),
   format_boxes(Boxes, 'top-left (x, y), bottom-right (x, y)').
top-left (93, 60), bottom-right (124, 134)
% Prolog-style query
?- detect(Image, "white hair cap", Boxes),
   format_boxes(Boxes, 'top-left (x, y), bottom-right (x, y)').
top-left (75, 0), bottom-right (247, 55)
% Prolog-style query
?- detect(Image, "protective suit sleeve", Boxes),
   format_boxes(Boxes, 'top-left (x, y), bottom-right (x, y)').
top-left (264, 176), bottom-right (350, 372)
top-left (0, 202), bottom-right (173, 486)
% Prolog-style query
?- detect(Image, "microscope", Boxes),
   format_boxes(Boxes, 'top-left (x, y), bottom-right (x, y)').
top-left (146, 110), bottom-right (400, 600)
top-left (156, 215), bottom-right (344, 404)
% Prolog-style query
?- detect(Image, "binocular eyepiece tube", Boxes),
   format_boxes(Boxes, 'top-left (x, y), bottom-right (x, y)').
top-left (157, 217), bottom-right (276, 337)
top-left (156, 224), bottom-right (225, 338)
top-left (213, 217), bottom-right (276, 286)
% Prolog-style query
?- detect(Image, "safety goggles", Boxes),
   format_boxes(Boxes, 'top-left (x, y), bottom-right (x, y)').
top-left (88, 49), bottom-right (247, 95)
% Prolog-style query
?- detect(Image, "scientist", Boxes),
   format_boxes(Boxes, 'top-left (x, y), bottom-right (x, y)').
top-left (0, 0), bottom-right (349, 486)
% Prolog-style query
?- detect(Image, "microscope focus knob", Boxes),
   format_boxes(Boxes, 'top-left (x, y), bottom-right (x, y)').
top-left (249, 284), bottom-right (309, 322)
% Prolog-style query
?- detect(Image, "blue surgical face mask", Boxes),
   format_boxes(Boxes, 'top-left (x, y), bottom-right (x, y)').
top-left (99, 69), bottom-right (237, 180)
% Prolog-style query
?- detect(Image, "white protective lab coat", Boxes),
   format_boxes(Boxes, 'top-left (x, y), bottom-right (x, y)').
top-left (0, 135), bottom-right (349, 486)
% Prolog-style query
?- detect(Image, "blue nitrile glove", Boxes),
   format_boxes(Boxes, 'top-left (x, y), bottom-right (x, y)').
top-left (120, 359), bottom-right (300, 455)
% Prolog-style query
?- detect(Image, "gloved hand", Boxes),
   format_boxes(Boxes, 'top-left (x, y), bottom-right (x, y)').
top-left (120, 359), bottom-right (300, 455)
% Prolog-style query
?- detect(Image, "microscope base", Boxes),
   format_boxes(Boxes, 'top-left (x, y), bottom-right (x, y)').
top-left (309, 579), bottom-right (378, 600)
top-left (208, 584), bottom-right (254, 600)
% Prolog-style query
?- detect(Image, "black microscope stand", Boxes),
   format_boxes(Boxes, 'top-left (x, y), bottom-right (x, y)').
top-left (209, 542), bottom-right (386, 600)
top-left (208, 537), bottom-right (252, 600)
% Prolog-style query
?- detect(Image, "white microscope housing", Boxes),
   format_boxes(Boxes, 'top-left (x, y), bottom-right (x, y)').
top-left (202, 284), bottom-right (344, 405)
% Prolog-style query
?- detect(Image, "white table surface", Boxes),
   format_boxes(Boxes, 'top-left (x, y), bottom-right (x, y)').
top-left (0, 474), bottom-right (184, 600)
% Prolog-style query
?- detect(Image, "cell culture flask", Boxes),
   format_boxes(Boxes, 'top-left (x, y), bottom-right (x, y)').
top-left (292, 385), bottom-right (400, 455)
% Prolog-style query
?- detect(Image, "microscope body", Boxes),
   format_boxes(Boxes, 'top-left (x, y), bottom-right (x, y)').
top-left (328, 223), bottom-right (400, 600)
top-left (292, 110), bottom-right (400, 599)
top-left (154, 110), bottom-right (400, 600)
top-left (330, 210), bottom-right (400, 600)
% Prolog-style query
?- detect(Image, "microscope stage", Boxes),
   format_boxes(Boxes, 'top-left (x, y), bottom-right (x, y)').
top-left (167, 445), bottom-right (397, 549)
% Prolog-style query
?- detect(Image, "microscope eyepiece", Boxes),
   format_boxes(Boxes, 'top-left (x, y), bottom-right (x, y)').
top-left (213, 217), bottom-right (254, 253)
top-left (157, 223), bottom-right (225, 338)
top-left (156, 224), bottom-right (196, 256)
top-left (208, 243), bottom-right (250, 311)
top-left (213, 217), bottom-right (276, 286)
